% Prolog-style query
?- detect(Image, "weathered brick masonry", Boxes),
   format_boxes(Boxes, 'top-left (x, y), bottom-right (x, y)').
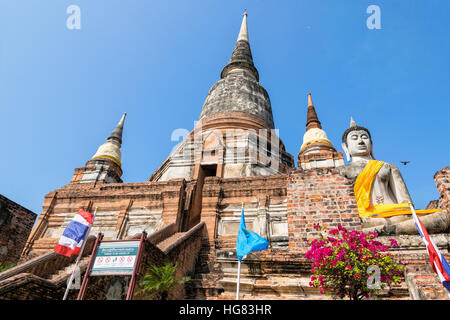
top-left (185, 166), bottom-right (450, 300)
top-left (0, 195), bottom-right (36, 263)
top-left (287, 167), bottom-right (361, 252)
top-left (23, 179), bottom-right (187, 257)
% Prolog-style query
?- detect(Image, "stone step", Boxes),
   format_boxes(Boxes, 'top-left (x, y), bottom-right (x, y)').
top-left (406, 263), bottom-right (450, 300)
top-left (47, 256), bottom-right (91, 281)
top-left (217, 274), bottom-right (410, 300)
top-left (156, 232), bottom-right (186, 252)
top-left (421, 287), bottom-right (450, 300)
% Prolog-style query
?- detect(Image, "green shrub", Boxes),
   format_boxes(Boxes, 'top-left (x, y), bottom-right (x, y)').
top-left (136, 260), bottom-right (190, 300)
top-left (0, 261), bottom-right (15, 273)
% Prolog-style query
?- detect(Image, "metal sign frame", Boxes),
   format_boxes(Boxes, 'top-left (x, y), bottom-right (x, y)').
top-left (77, 232), bottom-right (147, 300)
top-left (90, 239), bottom-right (141, 277)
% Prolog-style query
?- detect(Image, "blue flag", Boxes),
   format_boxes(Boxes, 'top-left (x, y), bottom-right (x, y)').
top-left (236, 207), bottom-right (269, 261)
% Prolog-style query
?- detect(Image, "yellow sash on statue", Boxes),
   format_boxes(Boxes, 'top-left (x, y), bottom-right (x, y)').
top-left (354, 160), bottom-right (440, 218)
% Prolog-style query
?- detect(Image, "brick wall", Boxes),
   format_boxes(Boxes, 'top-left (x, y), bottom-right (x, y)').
top-left (0, 195), bottom-right (37, 263)
top-left (287, 167), bottom-right (361, 252)
top-left (23, 179), bottom-right (187, 257)
top-left (185, 174), bottom-right (289, 299)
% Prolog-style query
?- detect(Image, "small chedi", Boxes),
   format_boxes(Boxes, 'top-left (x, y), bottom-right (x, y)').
top-left (0, 13), bottom-right (449, 301)
top-left (338, 119), bottom-right (449, 235)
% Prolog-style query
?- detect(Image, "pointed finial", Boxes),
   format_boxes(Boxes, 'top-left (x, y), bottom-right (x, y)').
top-left (237, 11), bottom-right (249, 42)
top-left (107, 112), bottom-right (127, 146)
top-left (91, 113), bottom-right (127, 166)
top-left (300, 92), bottom-right (334, 153)
top-left (220, 12), bottom-right (259, 81)
top-left (306, 93), bottom-right (322, 131)
top-left (350, 116), bottom-right (356, 128)
top-left (307, 93), bottom-right (314, 107)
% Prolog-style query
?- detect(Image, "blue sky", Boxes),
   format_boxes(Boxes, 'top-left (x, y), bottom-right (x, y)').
top-left (0, 1), bottom-right (449, 217)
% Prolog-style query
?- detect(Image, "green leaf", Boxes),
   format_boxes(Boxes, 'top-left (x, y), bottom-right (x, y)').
top-left (135, 260), bottom-right (190, 300)
top-left (0, 261), bottom-right (15, 273)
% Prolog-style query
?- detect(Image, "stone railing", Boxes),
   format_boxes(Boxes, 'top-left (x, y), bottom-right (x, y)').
top-left (0, 235), bottom-right (96, 282)
top-left (147, 223), bottom-right (177, 245)
top-left (0, 236), bottom-right (96, 300)
top-left (132, 221), bottom-right (206, 300)
top-left (165, 222), bottom-right (206, 300)
top-left (163, 222), bottom-right (204, 255)
top-left (0, 222), bottom-right (205, 300)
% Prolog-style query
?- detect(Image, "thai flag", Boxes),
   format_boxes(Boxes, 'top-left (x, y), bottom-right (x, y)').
top-left (410, 204), bottom-right (450, 292)
top-left (54, 209), bottom-right (94, 257)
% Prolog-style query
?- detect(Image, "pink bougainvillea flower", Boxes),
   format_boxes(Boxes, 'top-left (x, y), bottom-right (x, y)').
top-left (304, 224), bottom-right (405, 300)
top-left (388, 238), bottom-right (399, 248)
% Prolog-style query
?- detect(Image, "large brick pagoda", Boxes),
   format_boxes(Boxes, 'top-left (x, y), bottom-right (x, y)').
top-left (0, 13), bottom-right (449, 300)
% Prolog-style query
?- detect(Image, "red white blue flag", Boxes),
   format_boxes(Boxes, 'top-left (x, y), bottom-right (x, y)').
top-left (411, 204), bottom-right (450, 292)
top-left (54, 209), bottom-right (94, 257)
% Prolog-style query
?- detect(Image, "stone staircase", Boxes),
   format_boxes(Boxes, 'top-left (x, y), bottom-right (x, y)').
top-left (214, 258), bottom-right (411, 300)
top-left (0, 222), bottom-right (205, 300)
top-left (4, 224), bottom-right (448, 300)
top-left (189, 241), bottom-right (449, 300)
top-left (404, 253), bottom-right (450, 300)
top-left (0, 236), bottom-right (97, 300)
top-left (46, 256), bottom-right (91, 282)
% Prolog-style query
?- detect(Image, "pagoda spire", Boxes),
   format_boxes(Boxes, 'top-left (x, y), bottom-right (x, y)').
top-left (237, 12), bottom-right (249, 42)
top-left (298, 93), bottom-right (344, 169)
top-left (198, 12), bottom-right (275, 129)
top-left (91, 113), bottom-right (127, 166)
top-left (306, 93), bottom-right (323, 131)
top-left (299, 93), bottom-right (333, 153)
top-left (70, 113), bottom-right (126, 184)
top-left (220, 12), bottom-right (259, 81)
top-left (107, 112), bottom-right (126, 146)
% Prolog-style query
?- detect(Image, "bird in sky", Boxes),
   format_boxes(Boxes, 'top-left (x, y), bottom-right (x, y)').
top-left (400, 161), bottom-right (410, 165)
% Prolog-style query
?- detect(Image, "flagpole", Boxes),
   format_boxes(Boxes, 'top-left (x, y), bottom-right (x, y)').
top-left (236, 259), bottom-right (241, 300)
top-left (408, 201), bottom-right (418, 220)
top-left (236, 202), bottom-right (245, 300)
top-left (409, 201), bottom-right (450, 298)
top-left (63, 206), bottom-right (98, 300)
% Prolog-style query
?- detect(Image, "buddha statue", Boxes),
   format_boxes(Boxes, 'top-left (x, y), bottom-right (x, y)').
top-left (338, 118), bottom-right (449, 235)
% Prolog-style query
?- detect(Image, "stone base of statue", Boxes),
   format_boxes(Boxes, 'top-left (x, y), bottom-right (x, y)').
top-left (361, 211), bottom-right (450, 235)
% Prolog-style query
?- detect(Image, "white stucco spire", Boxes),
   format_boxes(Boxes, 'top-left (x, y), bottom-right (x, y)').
top-left (237, 12), bottom-right (249, 42)
top-left (301, 93), bottom-right (333, 152)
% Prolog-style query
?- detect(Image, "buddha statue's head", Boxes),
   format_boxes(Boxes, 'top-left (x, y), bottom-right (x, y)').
top-left (341, 118), bottom-right (374, 162)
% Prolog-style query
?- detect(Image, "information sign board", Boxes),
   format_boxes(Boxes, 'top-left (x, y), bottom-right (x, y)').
top-left (90, 240), bottom-right (140, 276)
